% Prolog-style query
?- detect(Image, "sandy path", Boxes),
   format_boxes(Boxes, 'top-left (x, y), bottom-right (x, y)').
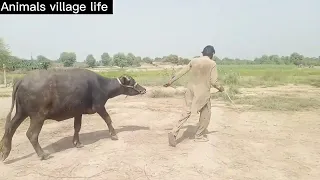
top-left (0, 95), bottom-right (319, 180)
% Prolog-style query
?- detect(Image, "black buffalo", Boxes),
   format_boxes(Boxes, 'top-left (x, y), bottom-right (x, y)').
top-left (0, 68), bottom-right (146, 161)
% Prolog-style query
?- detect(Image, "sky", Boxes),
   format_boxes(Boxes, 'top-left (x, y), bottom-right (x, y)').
top-left (0, 0), bottom-right (319, 61)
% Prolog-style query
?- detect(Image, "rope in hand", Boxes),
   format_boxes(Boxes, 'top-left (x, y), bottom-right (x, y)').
top-left (224, 90), bottom-right (235, 105)
top-left (223, 90), bottom-right (241, 112)
top-left (213, 88), bottom-right (240, 113)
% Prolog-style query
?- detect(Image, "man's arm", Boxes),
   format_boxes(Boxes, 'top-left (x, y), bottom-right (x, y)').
top-left (210, 64), bottom-right (224, 92)
top-left (164, 62), bottom-right (192, 87)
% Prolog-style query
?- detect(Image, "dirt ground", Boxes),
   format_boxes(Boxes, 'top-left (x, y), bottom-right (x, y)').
top-left (0, 86), bottom-right (319, 180)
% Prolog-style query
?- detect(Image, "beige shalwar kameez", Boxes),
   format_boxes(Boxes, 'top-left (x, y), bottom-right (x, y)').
top-left (169, 56), bottom-right (221, 139)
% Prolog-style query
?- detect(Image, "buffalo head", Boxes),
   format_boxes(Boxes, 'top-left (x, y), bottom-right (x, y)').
top-left (117, 75), bottom-right (146, 96)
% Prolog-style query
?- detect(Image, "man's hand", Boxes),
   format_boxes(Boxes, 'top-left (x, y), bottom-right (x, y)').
top-left (163, 82), bottom-right (171, 87)
top-left (218, 86), bottom-right (224, 92)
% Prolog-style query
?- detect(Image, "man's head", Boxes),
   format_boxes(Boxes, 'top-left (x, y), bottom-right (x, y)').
top-left (201, 45), bottom-right (215, 59)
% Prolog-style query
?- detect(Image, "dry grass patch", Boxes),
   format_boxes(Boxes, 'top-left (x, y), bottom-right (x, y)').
top-left (0, 94), bottom-right (10, 97)
top-left (234, 96), bottom-right (320, 111)
top-left (212, 92), bottom-right (320, 111)
top-left (148, 87), bottom-right (186, 98)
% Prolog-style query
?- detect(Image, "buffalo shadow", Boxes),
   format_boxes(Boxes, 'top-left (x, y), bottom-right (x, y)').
top-left (5, 125), bottom-right (149, 164)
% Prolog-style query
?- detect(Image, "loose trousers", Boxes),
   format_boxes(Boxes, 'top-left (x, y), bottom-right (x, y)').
top-left (171, 90), bottom-right (211, 138)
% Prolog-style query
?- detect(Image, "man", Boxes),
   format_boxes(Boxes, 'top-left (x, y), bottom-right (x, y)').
top-left (163, 45), bottom-right (224, 147)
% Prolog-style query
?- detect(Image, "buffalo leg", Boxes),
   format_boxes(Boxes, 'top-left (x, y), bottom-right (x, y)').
top-left (96, 108), bottom-right (118, 140)
top-left (73, 115), bottom-right (84, 148)
top-left (0, 112), bottom-right (27, 161)
top-left (26, 117), bottom-right (48, 160)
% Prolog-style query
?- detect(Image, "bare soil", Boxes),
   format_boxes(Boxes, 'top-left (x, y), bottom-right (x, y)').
top-left (0, 86), bottom-right (319, 180)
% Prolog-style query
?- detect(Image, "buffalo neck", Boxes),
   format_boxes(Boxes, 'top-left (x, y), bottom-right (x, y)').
top-left (101, 77), bottom-right (124, 99)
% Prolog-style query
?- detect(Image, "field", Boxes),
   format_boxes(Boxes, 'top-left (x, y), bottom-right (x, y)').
top-left (0, 64), bottom-right (319, 180)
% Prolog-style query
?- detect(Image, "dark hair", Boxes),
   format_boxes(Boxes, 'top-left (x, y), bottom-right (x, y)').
top-left (202, 45), bottom-right (215, 56)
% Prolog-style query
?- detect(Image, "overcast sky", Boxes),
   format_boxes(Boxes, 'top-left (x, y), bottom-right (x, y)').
top-left (0, 0), bottom-right (319, 61)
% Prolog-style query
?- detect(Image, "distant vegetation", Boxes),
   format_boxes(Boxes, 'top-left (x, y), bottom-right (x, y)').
top-left (1, 37), bottom-right (320, 89)
top-left (0, 38), bottom-right (319, 72)
top-left (0, 38), bottom-right (320, 111)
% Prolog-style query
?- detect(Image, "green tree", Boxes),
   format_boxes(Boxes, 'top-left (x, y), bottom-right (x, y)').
top-left (154, 57), bottom-right (162, 62)
top-left (7, 56), bottom-right (23, 70)
top-left (0, 38), bottom-right (11, 68)
top-left (280, 56), bottom-right (291, 65)
top-left (132, 55), bottom-right (141, 67)
top-left (101, 52), bottom-right (112, 66)
top-left (269, 55), bottom-right (282, 64)
top-left (290, 52), bottom-right (304, 65)
top-left (59, 52), bottom-right (76, 67)
top-left (164, 54), bottom-right (179, 64)
top-left (177, 57), bottom-right (190, 65)
top-left (85, 54), bottom-right (96, 67)
top-left (142, 57), bottom-right (152, 64)
top-left (134, 56), bottom-right (142, 66)
top-left (214, 56), bottom-right (221, 62)
top-left (126, 53), bottom-right (136, 66)
top-left (113, 52), bottom-right (128, 68)
top-left (36, 55), bottom-right (51, 70)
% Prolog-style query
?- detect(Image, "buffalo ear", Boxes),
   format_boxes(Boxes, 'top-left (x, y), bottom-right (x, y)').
top-left (124, 75), bottom-right (131, 84)
top-left (124, 75), bottom-right (130, 82)
top-left (120, 76), bottom-right (130, 85)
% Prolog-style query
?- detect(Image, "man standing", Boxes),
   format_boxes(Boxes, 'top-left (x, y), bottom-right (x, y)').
top-left (163, 45), bottom-right (224, 147)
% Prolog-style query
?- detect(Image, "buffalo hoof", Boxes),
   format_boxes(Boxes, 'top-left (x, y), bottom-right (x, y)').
top-left (111, 135), bottom-right (118, 140)
top-left (0, 151), bottom-right (9, 162)
top-left (0, 142), bottom-right (10, 161)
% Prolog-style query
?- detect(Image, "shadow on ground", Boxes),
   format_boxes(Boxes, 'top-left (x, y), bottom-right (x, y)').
top-left (166, 125), bottom-right (218, 145)
top-left (4, 125), bottom-right (149, 164)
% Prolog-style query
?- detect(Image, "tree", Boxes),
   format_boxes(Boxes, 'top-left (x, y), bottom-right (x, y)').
top-left (85, 54), bottom-right (96, 68)
top-left (0, 38), bottom-right (11, 68)
top-left (290, 52), bottom-right (304, 65)
top-left (142, 57), bottom-right (152, 64)
top-left (177, 57), bottom-right (190, 65)
top-left (164, 54), bottom-right (179, 64)
top-left (214, 56), bottom-right (221, 62)
top-left (126, 53), bottom-right (136, 66)
top-left (101, 52), bottom-right (112, 66)
top-left (36, 55), bottom-right (51, 70)
top-left (113, 52), bottom-right (128, 68)
top-left (135, 56), bottom-right (142, 64)
top-left (132, 54), bottom-right (141, 67)
top-left (269, 55), bottom-right (282, 64)
top-left (154, 57), bottom-right (162, 62)
top-left (59, 52), bottom-right (76, 67)
top-left (7, 56), bottom-right (23, 71)
top-left (281, 56), bottom-right (291, 65)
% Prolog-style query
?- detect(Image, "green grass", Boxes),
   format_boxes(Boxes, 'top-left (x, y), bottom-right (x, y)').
top-left (97, 65), bottom-right (320, 87)
top-left (232, 95), bottom-right (320, 111)
top-left (0, 65), bottom-right (318, 134)
top-left (216, 65), bottom-right (320, 88)
top-left (98, 69), bottom-right (179, 86)
top-left (2, 65), bottom-right (320, 88)
top-left (0, 64), bottom-right (318, 120)
top-left (211, 90), bottom-right (320, 111)
top-left (98, 65), bottom-right (319, 111)
top-left (95, 65), bottom-right (320, 89)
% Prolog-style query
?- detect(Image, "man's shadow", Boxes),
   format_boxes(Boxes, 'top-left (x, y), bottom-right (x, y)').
top-left (166, 125), bottom-right (218, 144)
top-left (5, 125), bottom-right (149, 164)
